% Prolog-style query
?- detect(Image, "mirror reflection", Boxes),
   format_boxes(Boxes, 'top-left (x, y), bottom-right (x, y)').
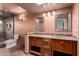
top-left (55, 13), bottom-right (72, 32)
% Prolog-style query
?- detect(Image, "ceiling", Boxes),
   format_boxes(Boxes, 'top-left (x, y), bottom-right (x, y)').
top-left (0, 3), bottom-right (73, 14)
top-left (0, 3), bottom-right (26, 14)
top-left (16, 3), bottom-right (73, 14)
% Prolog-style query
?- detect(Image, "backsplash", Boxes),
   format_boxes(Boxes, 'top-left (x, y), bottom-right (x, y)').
top-left (34, 32), bottom-right (75, 37)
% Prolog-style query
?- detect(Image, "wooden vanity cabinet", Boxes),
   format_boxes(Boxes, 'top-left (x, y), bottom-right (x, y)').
top-left (29, 36), bottom-right (51, 56)
top-left (52, 39), bottom-right (77, 56)
top-left (29, 36), bottom-right (77, 56)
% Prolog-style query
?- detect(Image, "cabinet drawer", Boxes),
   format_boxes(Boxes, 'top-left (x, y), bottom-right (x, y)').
top-left (29, 37), bottom-right (36, 46)
top-left (29, 37), bottom-right (42, 47)
top-left (42, 46), bottom-right (50, 51)
top-left (43, 39), bottom-right (51, 46)
top-left (35, 38), bottom-right (42, 47)
top-left (42, 47), bottom-right (51, 56)
top-left (43, 51), bottom-right (50, 56)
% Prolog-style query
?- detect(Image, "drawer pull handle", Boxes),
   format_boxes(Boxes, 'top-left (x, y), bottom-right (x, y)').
top-left (43, 46), bottom-right (49, 48)
top-left (43, 40), bottom-right (48, 42)
top-left (43, 54), bottom-right (48, 56)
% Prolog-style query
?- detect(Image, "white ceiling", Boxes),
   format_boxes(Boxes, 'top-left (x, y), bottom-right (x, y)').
top-left (0, 3), bottom-right (73, 14)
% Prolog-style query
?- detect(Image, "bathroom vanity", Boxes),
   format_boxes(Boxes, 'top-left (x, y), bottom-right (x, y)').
top-left (25, 7), bottom-right (78, 56)
top-left (27, 34), bottom-right (78, 56)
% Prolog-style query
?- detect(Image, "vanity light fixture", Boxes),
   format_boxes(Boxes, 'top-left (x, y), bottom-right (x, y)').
top-left (19, 16), bottom-right (23, 20)
top-left (0, 21), bottom-right (2, 24)
top-left (52, 11), bottom-right (56, 16)
top-left (43, 11), bottom-right (56, 17)
top-left (43, 13), bottom-right (46, 17)
top-left (47, 12), bottom-right (51, 16)
top-left (19, 15), bottom-right (24, 21)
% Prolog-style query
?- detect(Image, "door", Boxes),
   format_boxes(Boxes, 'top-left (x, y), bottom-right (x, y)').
top-left (5, 17), bottom-right (14, 40)
top-left (0, 19), bottom-right (5, 42)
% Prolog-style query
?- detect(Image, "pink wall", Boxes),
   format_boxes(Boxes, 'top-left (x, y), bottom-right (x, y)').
top-left (72, 3), bottom-right (79, 56)
top-left (44, 15), bottom-right (55, 33)
top-left (72, 4), bottom-right (79, 37)
top-left (14, 13), bottom-right (35, 37)
top-left (0, 4), bottom-right (3, 10)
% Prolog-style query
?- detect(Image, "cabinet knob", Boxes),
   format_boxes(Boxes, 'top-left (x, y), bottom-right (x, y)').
top-left (43, 46), bottom-right (49, 48)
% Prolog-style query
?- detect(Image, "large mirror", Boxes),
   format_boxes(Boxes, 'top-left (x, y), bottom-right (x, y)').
top-left (55, 13), bottom-right (72, 32)
top-left (34, 17), bottom-right (44, 32)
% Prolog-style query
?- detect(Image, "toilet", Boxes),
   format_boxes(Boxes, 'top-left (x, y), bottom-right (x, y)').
top-left (4, 34), bottom-right (19, 48)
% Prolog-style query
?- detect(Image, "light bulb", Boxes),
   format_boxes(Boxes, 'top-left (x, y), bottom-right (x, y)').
top-left (19, 16), bottom-right (23, 20)
top-left (47, 12), bottom-right (50, 16)
top-left (0, 21), bottom-right (2, 24)
top-left (43, 13), bottom-right (46, 17)
top-left (53, 11), bottom-right (56, 16)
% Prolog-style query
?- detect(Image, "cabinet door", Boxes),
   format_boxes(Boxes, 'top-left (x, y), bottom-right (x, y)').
top-left (63, 41), bottom-right (73, 54)
top-left (29, 37), bottom-right (36, 46)
top-left (52, 39), bottom-right (77, 56)
top-left (52, 40), bottom-right (64, 51)
top-left (72, 42), bottom-right (77, 56)
top-left (35, 37), bottom-right (43, 47)
top-left (43, 39), bottom-right (51, 46)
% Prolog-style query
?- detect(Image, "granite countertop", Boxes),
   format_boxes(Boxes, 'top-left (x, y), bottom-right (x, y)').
top-left (27, 33), bottom-right (79, 41)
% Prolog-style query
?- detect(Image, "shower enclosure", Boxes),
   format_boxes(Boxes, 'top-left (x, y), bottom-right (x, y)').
top-left (0, 10), bottom-right (14, 42)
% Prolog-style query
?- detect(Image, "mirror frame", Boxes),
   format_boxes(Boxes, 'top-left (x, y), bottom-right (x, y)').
top-left (55, 13), bottom-right (72, 32)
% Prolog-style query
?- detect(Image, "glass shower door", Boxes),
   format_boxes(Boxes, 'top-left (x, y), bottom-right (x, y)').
top-left (5, 17), bottom-right (14, 40)
top-left (0, 19), bottom-right (5, 42)
top-left (0, 11), bottom-right (14, 42)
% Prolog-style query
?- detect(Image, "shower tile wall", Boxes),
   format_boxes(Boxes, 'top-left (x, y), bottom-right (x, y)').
top-left (0, 19), bottom-right (5, 42)
top-left (5, 17), bottom-right (14, 40)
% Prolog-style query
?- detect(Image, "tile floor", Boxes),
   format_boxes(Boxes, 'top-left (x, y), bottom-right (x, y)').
top-left (0, 47), bottom-right (33, 56)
